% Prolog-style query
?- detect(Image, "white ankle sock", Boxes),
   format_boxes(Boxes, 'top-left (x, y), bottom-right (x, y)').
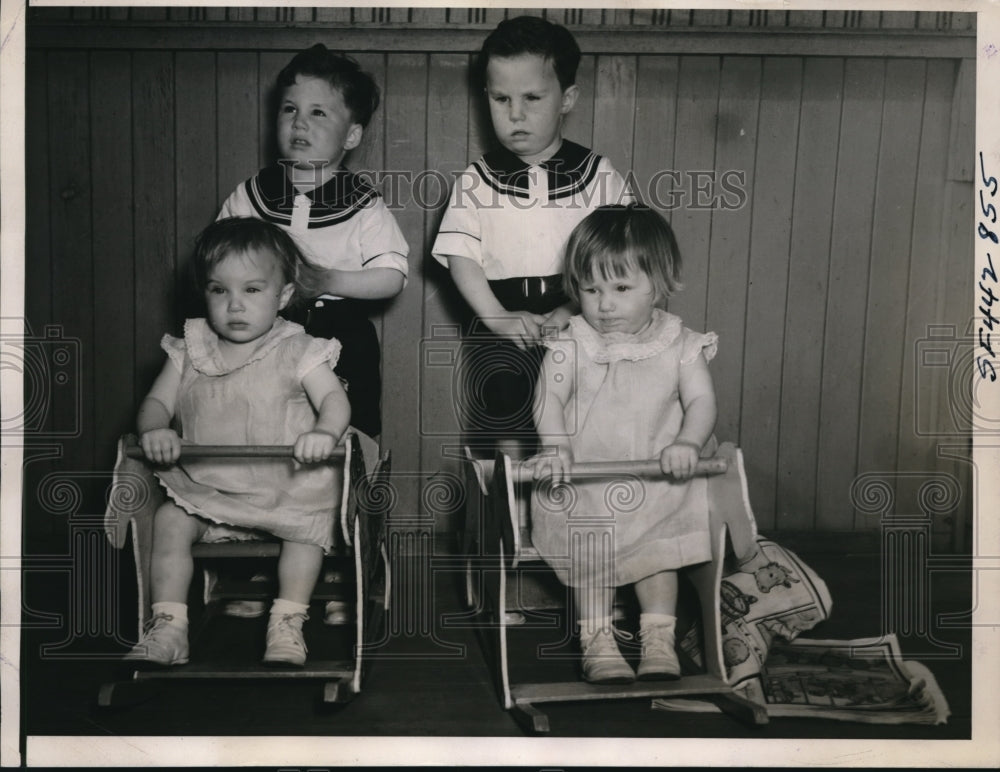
top-left (639, 612), bottom-right (676, 629)
top-left (578, 616), bottom-right (613, 637)
top-left (270, 598), bottom-right (309, 618)
top-left (151, 601), bottom-right (188, 626)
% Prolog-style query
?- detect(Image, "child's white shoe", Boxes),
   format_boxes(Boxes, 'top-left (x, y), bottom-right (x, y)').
top-left (580, 628), bottom-right (635, 684)
top-left (323, 600), bottom-right (353, 625)
top-left (124, 612), bottom-right (189, 666)
top-left (263, 611), bottom-right (308, 667)
top-left (636, 619), bottom-right (681, 680)
top-left (223, 572), bottom-right (269, 618)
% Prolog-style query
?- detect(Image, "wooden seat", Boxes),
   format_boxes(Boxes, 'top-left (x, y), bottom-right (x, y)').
top-left (462, 443), bottom-right (769, 732)
top-left (99, 431), bottom-right (392, 707)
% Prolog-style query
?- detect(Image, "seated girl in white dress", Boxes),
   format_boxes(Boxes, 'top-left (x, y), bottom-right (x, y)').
top-left (125, 217), bottom-right (351, 668)
top-left (525, 203), bottom-right (733, 684)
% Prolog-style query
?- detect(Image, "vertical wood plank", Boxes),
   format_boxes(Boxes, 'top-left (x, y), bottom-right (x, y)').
top-left (776, 58), bottom-right (843, 530)
top-left (592, 55), bottom-right (637, 178)
top-left (741, 56), bottom-right (802, 530)
top-left (563, 54), bottom-right (595, 150)
top-left (175, 52), bottom-right (218, 320)
top-left (349, 53), bottom-right (388, 185)
top-left (895, 60), bottom-right (955, 531)
top-left (25, 50), bottom-right (52, 359)
top-left (669, 56), bottom-right (721, 333)
top-left (24, 50), bottom-right (53, 542)
top-left (816, 58), bottom-right (884, 531)
top-left (90, 51), bottom-right (135, 465)
top-left (633, 56), bottom-right (679, 212)
top-left (47, 50), bottom-right (94, 521)
top-left (216, 52), bottom-right (260, 209)
top-left (132, 52), bottom-right (177, 397)
top-left (351, 53), bottom-right (389, 350)
top-left (855, 59), bottom-right (925, 531)
top-left (259, 51), bottom-right (288, 171)
top-left (467, 52), bottom-right (491, 163)
top-left (383, 53), bottom-right (428, 521)
top-left (704, 56), bottom-right (760, 446)
top-left (422, 53), bottom-right (473, 534)
top-left (947, 58), bottom-right (975, 182)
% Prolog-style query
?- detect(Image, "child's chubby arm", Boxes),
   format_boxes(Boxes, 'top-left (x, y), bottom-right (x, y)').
top-left (660, 352), bottom-right (718, 481)
top-left (296, 364), bottom-right (352, 464)
top-left (309, 266), bottom-right (405, 301)
top-left (136, 360), bottom-right (183, 465)
top-left (523, 347), bottom-right (575, 484)
top-left (447, 256), bottom-right (546, 349)
top-left (540, 303), bottom-right (576, 336)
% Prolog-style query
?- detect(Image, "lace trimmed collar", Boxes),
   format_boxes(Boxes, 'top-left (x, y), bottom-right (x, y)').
top-left (183, 317), bottom-right (304, 376)
top-left (566, 308), bottom-right (683, 363)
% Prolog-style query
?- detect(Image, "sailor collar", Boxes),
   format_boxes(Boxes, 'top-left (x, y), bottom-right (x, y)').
top-left (248, 165), bottom-right (379, 218)
top-left (474, 140), bottom-right (602, 200)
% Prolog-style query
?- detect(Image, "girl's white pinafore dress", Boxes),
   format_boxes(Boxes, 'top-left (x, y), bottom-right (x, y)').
top-left (153, 317), bottom-right (342, 552)
top-left (530, 309), bottom-right (727, 587)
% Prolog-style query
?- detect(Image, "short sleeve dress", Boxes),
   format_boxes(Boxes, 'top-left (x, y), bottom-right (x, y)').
top-left (530, 309), bottom-right (723, 588)
top-left (153, 317), bottom-right (342, 552)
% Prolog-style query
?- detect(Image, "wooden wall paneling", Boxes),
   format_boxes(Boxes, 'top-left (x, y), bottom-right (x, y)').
top-left (612, 9), bottom-right (633, 26)
top-left (25, 51), bottom-right (52, 374)
top-left (669, 56), bottom-right (721, 333)
top-left (816, 58), bottom-right (884, 530)
top-left (467, 53), bottom-right (491, 164)
top-left (258, 51), bottom-right (287, 173)
top-left (860, 12), bottom-right (884, 30)
top-left (46, 51), bottom-right (94, 519)
top-left (422, 53), bottom-right (475, 536)
top-left (383, 53), bottom-right (428, 523)
top-left (563, 54), bottom-right (596, 151)
top-left (632, 55), bottom-right (679, 214)
top-left (740, 56), bottom-right (802, 530)
top-left (692, 10), bottom-right (730, 27)
top-left (895, 60), bottom-right (956, 538)
top-left (796, 11), bottom-right (826, 28)
top-left (777, 57), bottom-right (843, 530)
top-left (175, 51), bottom-right (218, 322)
top-left (23, 50), bottom-right (58, 545)
top-left (947, 57), bottom-right (975, 183)
top-left (24, 51), bottom-right (54, 543)
top-left (348, 52), bottom-right (388, 184)
top-left (348, 52), bottom-right (390, 347)
top-left (704, 56), bottom-right (760, 446)
top-left (216, 52), bottom-right (260, 214)
top-left (882, 12), bottom-right (918, 29)
top-left (410, 7), bottom-right (449, 26)
top-left (938, 59), bottom-right (975, 551)
top-left (314, 7), bottom-right (352, 24)
top-left (90, 51), bottom-right (136, 467)
top-left (132, 52), bottom-right (177, 401)
top-left (855, 59), bottom-right (925, 531)
top-left (592, 55), bottom-right (637, 180)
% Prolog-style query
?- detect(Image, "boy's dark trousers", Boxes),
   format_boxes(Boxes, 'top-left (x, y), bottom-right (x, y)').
top-left (288, 298), bottom-right (383, 438)
top-left (462, 274), bottom-right (568, 453)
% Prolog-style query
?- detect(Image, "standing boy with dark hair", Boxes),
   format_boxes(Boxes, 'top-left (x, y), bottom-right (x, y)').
top-left (432, 16), bottom-right (633, 459)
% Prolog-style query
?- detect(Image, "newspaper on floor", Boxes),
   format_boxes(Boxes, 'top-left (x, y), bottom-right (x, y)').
top-left (653, 634), bottom-right (950, 725)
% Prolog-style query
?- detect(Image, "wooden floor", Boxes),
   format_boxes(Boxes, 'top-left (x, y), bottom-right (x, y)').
top-left (18, 543), bottom-right (972, 754)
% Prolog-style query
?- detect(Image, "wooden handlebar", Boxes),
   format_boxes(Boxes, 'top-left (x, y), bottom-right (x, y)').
top-left (125, 443), bottom-right (347, 461)
top-left (509, 456), bottom-right (728, 484)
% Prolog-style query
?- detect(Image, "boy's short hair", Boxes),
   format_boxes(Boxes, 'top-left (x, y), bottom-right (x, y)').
top-left (477, 16), bottom-right (581, 91)
top-left (562, 204), bottom-right (683, 306)
top-left (277, 43), bottom-right (380, 127)
top-left (193, 217), bottom-right (304, 297)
